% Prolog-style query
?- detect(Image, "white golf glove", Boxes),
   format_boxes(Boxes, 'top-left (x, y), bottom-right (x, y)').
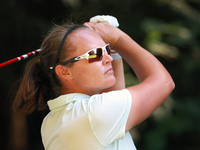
top-left (89, 15), bottom-right (119, 27)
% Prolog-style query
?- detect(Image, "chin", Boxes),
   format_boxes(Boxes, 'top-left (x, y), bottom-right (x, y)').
top-left (106, 76), bottom-right (117, 88)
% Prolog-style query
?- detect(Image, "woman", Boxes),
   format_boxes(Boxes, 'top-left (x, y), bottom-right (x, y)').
top-left (13, 21), bottom-right (175, 149)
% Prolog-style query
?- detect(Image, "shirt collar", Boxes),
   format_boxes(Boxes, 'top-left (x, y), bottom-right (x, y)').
top-left (47, 93), bottom-right (90, 110)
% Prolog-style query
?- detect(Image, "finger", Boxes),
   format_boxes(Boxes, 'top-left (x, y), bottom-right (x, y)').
top-left (83, 22), bottom-right (96, 30)
top-left (83, 22), bottom-right (107, 31)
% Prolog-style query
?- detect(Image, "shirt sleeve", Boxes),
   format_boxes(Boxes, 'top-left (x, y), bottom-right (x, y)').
top-left (87, 89), bottom-right (132, 146)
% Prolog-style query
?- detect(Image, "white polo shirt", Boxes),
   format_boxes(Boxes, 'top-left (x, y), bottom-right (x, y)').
top-left (41, 89), bottom-right (137, 150)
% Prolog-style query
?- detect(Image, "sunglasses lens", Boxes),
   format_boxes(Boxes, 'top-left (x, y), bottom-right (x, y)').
top-left (88, 48), bottom-right (102, 63)
top-left (106, 45), bottom-right (111, 55)
top-left (88, 45), bottom-right (111, 63)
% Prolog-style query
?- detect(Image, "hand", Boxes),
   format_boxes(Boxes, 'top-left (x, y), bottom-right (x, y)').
top-left (83, 22), bottom-right (126, 49)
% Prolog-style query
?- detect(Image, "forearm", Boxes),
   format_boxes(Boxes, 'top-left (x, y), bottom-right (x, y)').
top-left (114, 34), bottom-right (172, 83)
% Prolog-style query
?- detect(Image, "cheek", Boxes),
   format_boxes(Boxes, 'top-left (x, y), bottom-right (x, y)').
top-left (72, 63), bottom-right (102, 85)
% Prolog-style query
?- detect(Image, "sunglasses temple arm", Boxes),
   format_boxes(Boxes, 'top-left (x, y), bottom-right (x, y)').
top-left (0, 49), bottom-right (41, 68)
top-left (58, 57), bottom-right (80, 66)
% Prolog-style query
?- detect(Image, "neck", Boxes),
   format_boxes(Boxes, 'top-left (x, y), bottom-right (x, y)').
top-left (60, 83), bottom-right (101, 96)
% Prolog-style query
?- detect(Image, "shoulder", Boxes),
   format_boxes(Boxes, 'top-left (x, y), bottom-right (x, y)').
top-left (88, 89), bottom-right (132, 119)
top-left (90, 89), bottom-right (132, 104)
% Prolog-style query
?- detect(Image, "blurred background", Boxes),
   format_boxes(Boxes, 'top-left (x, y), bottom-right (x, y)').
top-left (0, 0), bottom-right (200, 150)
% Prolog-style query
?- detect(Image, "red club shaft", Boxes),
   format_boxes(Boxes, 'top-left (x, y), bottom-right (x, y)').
top-left (0, 49), bottom-right (41, 68)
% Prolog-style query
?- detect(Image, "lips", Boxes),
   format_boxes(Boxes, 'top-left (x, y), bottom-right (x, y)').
top-left (105, 67), bottom-right (114, 74)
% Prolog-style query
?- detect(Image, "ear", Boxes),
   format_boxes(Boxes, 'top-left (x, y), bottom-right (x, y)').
top-left (55, 65), bottom-right (73, 80)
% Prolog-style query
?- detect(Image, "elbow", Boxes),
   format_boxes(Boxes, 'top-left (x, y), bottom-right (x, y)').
top-left (166, 76), bottom-right (175, 94)
top-left (171, 79), bottom-right (175, 91)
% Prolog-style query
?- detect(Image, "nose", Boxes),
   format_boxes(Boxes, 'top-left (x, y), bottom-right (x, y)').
top-left (102, 53), bottom-right (113, 65)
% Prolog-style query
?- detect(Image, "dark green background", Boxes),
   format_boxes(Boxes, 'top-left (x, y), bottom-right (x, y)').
top-left (0, 0), bottom-right (200, 149)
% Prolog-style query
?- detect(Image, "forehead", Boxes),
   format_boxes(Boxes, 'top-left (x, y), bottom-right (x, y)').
top-left (70, 27), bottom-right (105, 46)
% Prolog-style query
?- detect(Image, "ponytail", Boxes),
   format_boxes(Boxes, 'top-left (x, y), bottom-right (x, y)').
top-left (13, 56), bottom-right (54, 114)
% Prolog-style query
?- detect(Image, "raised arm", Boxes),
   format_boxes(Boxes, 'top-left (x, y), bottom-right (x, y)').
top-left (84, 22), bottom-right (175, 131)
top-left (114, 34), bottom-right (175, 131)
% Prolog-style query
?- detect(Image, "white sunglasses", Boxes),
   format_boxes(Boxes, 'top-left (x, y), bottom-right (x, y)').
top-left (50, 44), bottom-right (111, 69)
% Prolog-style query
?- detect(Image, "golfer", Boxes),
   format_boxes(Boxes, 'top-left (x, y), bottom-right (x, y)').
top-left (13, 19), bottom-right (174, 150)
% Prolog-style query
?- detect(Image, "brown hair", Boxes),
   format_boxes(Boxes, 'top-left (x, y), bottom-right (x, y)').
top-left (12, 23), bottom-right (84, 114)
